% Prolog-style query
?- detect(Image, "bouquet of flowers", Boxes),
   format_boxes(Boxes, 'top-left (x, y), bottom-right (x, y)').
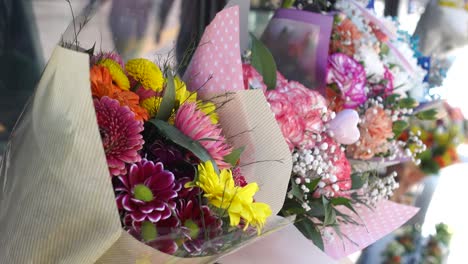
top-left (0, 3), bottom-right (307, 263)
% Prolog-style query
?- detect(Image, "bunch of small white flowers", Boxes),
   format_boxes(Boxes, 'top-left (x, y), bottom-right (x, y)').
top-left (365, 171), bottom-right (399, 205)
top-left (404, 130), bottom-right (426, 165)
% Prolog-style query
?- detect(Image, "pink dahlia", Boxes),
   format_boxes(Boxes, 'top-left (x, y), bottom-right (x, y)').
top-left (327, 53), bottom-right (367, 109)
top-left (174, 102), bottom-right (233, 169)
top-left (265, 81), bottom-right (329, 151)
top-left (115, 159), bottom-right (180, 224)
top-left (242, 64), bottom-right (267, 91)
top-left (94, 96), bottom-right (144, 176)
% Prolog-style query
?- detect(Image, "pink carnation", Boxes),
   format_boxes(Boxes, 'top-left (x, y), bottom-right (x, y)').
top-left (266, 80), bottom-right (329, 151)
top-left (327, 53), bottom-right (367, 109)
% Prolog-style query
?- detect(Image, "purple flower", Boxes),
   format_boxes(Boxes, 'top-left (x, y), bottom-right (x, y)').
top-left (115, 159), bottom-right (180, 224)
top-left (327, 53), bottom-right (367, 108)
top-left (371, 66), bottom-right (394, 97)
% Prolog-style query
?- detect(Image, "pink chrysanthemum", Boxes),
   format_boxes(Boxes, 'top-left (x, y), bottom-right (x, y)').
top-left (266, 80), bottom-right (329, 151)
top-left (327, 53), bottom-right (367, 109)
top-left (94, 96), bottom-right (144, 176)
top-left (174, 102), bottom-right (233, 169)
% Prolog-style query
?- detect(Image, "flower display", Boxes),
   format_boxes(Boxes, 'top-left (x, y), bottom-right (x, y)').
top-left (93, 96), bottom-right (144, 176)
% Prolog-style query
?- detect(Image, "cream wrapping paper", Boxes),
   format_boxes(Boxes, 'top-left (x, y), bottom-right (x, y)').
top-left (0, 45), bottom-right (293, 263)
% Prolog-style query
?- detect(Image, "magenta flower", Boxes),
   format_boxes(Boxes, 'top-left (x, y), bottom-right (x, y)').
top-left (371, 66), bottom-right (394, 97)
top-left (176, 199), bottom-right (223, 255)
top-left (94, 96), bottom-right (144, 176)
top-left (126, 214), bottom-right (180, 255)
top-left (115, 159), bottom-right (180, 224)
top-left (175, 102), bottom-right (233, 169)
top-left (327, 53), bottom-right (367, 109)
top-left (242, 64), bottom-right (267, 91)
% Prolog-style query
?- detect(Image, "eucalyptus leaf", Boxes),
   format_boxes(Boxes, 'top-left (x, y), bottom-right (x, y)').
top-left (306, 178), bottom-right (321, 192)
top-left (393, 120), bottom-right (409, 138)
top-left (398, 97), bottom-right (418, 109)
top-left (250, 33), bottom-right (277, 90)
top-left (416, 109), bottom-right (438, 120)
top-left (295, 218), bottom-right (324, 250)
top-left (223, 146), bottom-right (246, 167)
top-left (149, 119), bottom-right (219, 173)
top-left (155, 73), bottom-right (176, 121)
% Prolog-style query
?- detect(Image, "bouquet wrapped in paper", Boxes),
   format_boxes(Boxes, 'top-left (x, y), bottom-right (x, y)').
top-left (239, 0), bottom-right (430, 259)
top-left (0, 2), bottom-right (328, 263)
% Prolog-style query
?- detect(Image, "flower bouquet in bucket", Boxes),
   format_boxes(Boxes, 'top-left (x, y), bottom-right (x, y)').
top-left (0, 2), bottom-right (298, 263)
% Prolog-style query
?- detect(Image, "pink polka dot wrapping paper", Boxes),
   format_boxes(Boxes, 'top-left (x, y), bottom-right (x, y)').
top-left (183, 6), bottom-right (244, 98)
top-left (324, 200), bottom-right (419, 260)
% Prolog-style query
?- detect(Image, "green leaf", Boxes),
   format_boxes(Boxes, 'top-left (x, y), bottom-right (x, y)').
top-left (393, 120), bottom-right (409, 138)
top-left (295, 218), bottom-right (324, 250)
top-left (351, 172), bottom-right (368, 190)
top-left (322, 196), bottom-right (336, 226)
top-left (290, 179), bottom-right (304, 201)
top-left (281, 0), bottom-right (295, 8)
top-left (250, 33), bottom-right (277, 90)
top-left (306, 178), bottom-right (321, 192)
top-left (385, 94), bottom-right (401, 105)
top-left (416, 109), bottom-right (438, 120)
top-left (155, 73), bottom-right (176, 121)
top-left (149, 119), bottom-right (219, 173)
top-left (398, 97), bottom-right (418, 109)
top-left (330, 197), bottom-right (351, 206)
top-left (223, 146), bottom-right (246, 167)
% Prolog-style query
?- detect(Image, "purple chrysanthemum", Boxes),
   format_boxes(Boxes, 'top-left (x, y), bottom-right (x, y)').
top-left (115, 159), bottom-right (180, 224)
top-left (94, 96), bottom-right (144, 176)
top-left (327, 53), bottom-right (367, 109)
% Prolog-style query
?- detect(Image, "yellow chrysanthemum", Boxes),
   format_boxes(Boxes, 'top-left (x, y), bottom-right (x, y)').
top-left (126, 58), bottom-right (164, 92)
top-left (186, 161), bottom-right (272, 234)
top-left (174, 76), bottom-right (197, 106)
top-left (198, 101), bottom-right (219, 124)
top-left (140, 96), bottom-right (162, 118)
top-left (98, 59), bottom-right (130, 90)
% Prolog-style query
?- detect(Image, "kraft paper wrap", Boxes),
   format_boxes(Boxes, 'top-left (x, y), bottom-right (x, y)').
top-left (0, 46), bottom-right (293, 263)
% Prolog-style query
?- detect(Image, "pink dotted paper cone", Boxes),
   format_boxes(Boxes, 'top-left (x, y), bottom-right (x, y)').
top-left (324, 200), bottom-right (419, 260)
top-left (183, 6), bottom-right (244, 98)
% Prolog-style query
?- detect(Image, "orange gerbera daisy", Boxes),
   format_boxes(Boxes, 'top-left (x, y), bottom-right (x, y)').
top-left (90, 66), bottom-right (149, 121)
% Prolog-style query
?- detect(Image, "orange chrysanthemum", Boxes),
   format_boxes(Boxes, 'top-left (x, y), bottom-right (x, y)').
top-left (90, 66), bottom-right (149, 121)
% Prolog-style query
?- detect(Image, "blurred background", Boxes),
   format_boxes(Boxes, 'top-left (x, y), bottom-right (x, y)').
top-left (1, 0), bottom-right (468, 263)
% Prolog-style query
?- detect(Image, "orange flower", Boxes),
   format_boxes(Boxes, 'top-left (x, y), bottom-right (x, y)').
top-left (348, 106), bottom-right (393, 160)
top-left (330, 19), bottom-right (362, 56)
top-left (90, 66), bottom-right (149, 121)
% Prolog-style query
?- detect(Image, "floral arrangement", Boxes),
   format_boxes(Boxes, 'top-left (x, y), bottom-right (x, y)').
top-left (383, 223), bottom-right (452, 264)
top-left (404, 102), bottom-right (464, 175)
top-left (89, 52), bottom-right (272, 257)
